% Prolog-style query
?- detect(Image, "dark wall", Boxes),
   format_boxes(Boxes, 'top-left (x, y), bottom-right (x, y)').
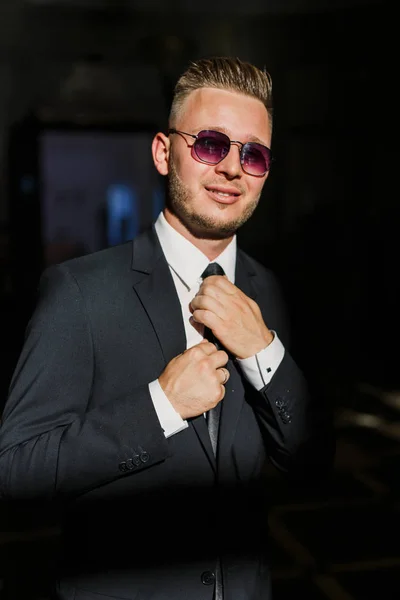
top-left (239, 4), bottom-right (398, 391)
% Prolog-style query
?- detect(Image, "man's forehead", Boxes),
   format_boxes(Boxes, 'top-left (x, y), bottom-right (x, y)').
top-left (178, 88), bottom-right (271, 144)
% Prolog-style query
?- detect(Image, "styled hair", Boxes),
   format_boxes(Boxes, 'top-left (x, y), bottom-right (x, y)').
top-left (169, 56), bottom-right (273, 127)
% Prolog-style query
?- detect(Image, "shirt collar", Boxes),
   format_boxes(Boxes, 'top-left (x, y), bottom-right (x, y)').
top-left (154, 211), bottom-right (236, 290)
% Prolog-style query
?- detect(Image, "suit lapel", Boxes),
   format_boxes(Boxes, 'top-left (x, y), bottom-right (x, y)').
top-left (131, 227), bottom-right (186, 364)
top-left (131, 227), bottom-right (217, 471)
top-left (217, 251), bottom-right (258, 477)
top-left (234, 250), bottom-right (257, 301)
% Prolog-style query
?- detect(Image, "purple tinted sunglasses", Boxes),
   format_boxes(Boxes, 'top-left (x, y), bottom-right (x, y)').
top-left (168, 128), bottom-right (273, 177)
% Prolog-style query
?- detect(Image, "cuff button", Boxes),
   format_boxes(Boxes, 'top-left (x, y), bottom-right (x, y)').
top-left (132, 455), bottom-right (141, 467)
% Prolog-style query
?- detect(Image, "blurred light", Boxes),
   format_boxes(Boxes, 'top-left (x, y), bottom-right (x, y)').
top-left (107, 183), bottom-right (138, 246)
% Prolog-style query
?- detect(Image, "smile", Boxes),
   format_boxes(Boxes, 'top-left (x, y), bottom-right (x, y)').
top-left (205, 186), bottom-right (241, 204)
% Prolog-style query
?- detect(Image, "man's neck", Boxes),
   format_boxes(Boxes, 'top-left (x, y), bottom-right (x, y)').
top-left (163, 209), bottom-right (234, 261)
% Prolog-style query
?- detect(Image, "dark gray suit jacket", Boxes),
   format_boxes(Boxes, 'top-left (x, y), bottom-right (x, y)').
top-left (0, 226), bottom-right (334, 600)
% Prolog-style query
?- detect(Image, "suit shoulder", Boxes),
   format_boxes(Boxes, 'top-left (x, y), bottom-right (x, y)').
top-left (237, 248), bottom-right (279, 286)
top-left (35, 243), bottom-right (133, 304)
top-left (51, 242), bottom-right (132, 282)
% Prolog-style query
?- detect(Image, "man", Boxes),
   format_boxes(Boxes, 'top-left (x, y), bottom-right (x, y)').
top-left (0, 57), bottom-right (334, 599)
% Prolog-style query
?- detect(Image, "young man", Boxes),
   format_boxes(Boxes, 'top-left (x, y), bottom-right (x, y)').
top-left (0, 57), bottom-right (334, 600)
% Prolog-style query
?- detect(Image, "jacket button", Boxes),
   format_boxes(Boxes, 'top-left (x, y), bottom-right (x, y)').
top-left (201, 571), bottom-right (215, 585)
top-left (140, 452), bottom-right (150, 463)
top-left (119, 461), bottom-right (128, 472)
top-left (126, 459), bottom-right (135, 470)
top-left (132, 455), bottom-right (141, 467)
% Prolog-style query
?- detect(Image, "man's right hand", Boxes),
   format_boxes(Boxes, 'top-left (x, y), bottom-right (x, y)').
top-left (158, 340), bottom-right (230, 420)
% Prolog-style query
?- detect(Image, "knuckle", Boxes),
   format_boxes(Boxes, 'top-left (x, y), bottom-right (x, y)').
top-left (202, 359), bottom-right (212, 374)
top-left (198, 358), bottom-right (209, 373)
top-left (192, 347), bottom-right (205, 360)
top-left (249, 298), bottom-right (260, 312)
top-left (194, 296), bottom-right (204, 308)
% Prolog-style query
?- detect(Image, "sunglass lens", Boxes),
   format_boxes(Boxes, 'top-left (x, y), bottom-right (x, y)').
top-left (194, 130), bottom-right (230, 164)
top-left (241, 143), bottom-right (272, 176)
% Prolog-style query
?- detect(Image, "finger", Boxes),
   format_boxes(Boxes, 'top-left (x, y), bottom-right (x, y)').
top-left (190, 294), bottom-right (225, 317)
top-left (191, 308), bottom-right (221, 331)
top-left (210, 349), bottom-right (229, 369)
top-left (197, 279), bottom-right (231, 302)
top-left (200, 275), bottom-right (237, 296)
top-left (197, 281), bottom-right (250, 316)
top-left (185, 340), bottom-right (216, 359)
top-left (217, 367), bottom-right (230, 385)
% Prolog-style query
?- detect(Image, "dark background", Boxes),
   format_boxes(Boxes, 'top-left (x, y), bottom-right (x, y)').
top-left (0, 1), bottom-right (398, 598)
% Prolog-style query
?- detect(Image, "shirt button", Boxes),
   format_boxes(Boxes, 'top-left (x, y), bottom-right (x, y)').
top-left (201, 571), bottom-right (215, 585)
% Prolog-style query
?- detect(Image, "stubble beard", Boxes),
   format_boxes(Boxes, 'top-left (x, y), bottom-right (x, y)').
top-left (166, 159), bottom-right (261, 240)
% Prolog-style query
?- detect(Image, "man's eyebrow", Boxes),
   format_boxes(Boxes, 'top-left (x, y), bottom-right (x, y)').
top-left (200, 125), bottom-right (268, 146)
top-left (245, 134), bottom-right (269, 146)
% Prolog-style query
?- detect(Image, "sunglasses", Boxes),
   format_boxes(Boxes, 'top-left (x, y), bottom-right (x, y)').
top-left (168, 128), bottom-right (273, 177)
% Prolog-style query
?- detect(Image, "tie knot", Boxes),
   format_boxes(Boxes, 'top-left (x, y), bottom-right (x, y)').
top-left (201, 262), bottom-right (225, 279)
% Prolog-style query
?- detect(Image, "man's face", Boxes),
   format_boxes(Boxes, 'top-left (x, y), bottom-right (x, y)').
top-left (156, 87), bottom-right (272, 239)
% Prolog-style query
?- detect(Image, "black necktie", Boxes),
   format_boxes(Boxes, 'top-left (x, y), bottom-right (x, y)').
top-left (201, 262), bottom-right (225, 458)
top-left (201, 262), bottom-right (225, 600)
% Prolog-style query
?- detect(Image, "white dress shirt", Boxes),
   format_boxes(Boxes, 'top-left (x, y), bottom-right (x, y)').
top-left (148, 211), bottom-right (285, 438)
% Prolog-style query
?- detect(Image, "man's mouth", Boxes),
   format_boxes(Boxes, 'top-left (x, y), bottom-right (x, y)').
top-left (205, 186), bottom-right (242, 204)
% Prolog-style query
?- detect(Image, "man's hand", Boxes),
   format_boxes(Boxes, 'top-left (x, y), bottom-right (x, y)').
top-left (158, 340), bottom-right (230, 420)
top-left (190, 275), bottom-right (273, 359)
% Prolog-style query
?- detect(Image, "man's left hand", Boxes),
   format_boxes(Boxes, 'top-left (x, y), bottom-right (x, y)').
top-left (190, 275), bottom-right (273, 359)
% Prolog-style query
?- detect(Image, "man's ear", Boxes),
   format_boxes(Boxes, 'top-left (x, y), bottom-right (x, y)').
top-left (152, 132), bottom-right (170, 176)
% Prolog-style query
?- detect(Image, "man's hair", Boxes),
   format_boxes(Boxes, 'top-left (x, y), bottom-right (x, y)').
top-left (169, 56), bottom-right (273, 128)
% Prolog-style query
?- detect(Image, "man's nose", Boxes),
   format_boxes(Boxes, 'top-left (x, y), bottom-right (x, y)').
top-left (214, 144), bottom-right (242, 179)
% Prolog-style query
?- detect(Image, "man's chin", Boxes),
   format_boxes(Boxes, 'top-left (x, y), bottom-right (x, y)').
top-left (184, 215), bottom-right (239, 240)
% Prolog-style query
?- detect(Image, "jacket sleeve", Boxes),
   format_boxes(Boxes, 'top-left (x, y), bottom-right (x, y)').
top-left (251, 352), bottom-right (335, 482)
top-left (249, 269), bottom-right (336, 482)
top-left (0, 265), bottom-right (170, 501)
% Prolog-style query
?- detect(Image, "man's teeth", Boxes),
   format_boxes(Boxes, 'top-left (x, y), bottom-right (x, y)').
top-left (215, 191), bottom-right (231, 196)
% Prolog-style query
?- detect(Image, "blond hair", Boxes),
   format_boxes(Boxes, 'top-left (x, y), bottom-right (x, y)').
top-left (169, 56), bottom-right (273, 127)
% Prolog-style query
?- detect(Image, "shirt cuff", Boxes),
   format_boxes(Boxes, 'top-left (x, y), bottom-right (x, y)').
top-left (149, 379), bottom-right (189, 438)
top-left (236, 331), bottom-right (285, 391)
